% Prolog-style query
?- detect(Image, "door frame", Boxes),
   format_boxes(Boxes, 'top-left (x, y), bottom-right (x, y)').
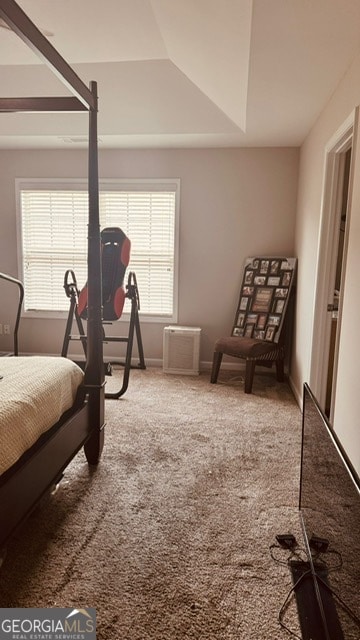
top-left (309, 109), bottom-right (356, 414)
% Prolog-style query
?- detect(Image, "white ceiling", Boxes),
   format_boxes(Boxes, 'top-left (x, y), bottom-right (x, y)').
top-left (0, 0), bottom-right (360, 149)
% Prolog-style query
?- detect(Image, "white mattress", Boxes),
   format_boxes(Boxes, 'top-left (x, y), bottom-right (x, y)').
top-left (0, 356), bottom-right (84, 475)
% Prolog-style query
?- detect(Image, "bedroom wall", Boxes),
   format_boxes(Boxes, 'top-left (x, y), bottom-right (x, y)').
top-left (0, 146), bottom-right (298, 365)
top-left (293, 48), bottom-right (360, 474)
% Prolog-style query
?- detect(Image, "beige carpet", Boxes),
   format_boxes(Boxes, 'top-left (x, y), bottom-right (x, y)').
top-left (0, 367), bottom-right (303, 639)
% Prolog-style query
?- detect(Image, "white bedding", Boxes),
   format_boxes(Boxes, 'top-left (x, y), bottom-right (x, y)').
top-left (0, 356), bottom-right (84, 475)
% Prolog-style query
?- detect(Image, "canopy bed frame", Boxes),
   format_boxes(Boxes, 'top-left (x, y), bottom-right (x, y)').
top-left (0, 0), bottom-right (104, 548)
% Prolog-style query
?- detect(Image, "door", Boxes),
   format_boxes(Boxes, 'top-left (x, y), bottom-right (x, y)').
top-left (310, 110), bottom-right (356, 420)
top-left (325, 147), bottom-right (351, 418)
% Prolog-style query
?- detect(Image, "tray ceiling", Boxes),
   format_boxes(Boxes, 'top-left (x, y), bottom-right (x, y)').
top-left (0, 0), bottom-right (360, 149)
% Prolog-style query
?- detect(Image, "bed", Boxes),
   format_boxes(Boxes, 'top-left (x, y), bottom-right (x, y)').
top-left (0, 0), bottom-right (105, 548)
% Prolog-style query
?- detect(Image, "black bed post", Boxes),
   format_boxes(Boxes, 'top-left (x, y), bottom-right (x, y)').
top-left (83, 80), bottom-right (105, 464)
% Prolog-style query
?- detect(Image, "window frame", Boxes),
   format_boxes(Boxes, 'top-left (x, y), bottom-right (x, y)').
top-left (16, 177), bottom-right (180, 323)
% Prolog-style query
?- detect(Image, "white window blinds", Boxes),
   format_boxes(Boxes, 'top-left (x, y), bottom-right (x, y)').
top-left (19, 181), bottom-right (178, 318)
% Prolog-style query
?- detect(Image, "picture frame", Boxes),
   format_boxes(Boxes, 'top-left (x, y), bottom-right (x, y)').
top-left (282, 271), bottom-right (292, 287)
top-left (270, 260), bottom-right (280, 274)
top-left (234, 255), bottom-right (296, 346)
top-left (252, 287), bottom-right (273, 312)
top-left (265, 325), bottom-right (276, 341)
top-left (244, 324), bottom-right (254, 337)
top-left (244, 270), bottom-right (254, 285)
top-left (239, 297), bottom-right (249, 311)
top-left (275, 299), bottom-right (285, 314)
top-left (247, 313), bottom-right (258, 324)
top-left (236, 312), bottom-right (246, 327)
top-left (257, 314), bottom-right (267, 329)
top-left (280, 260), bottom-right (290, 270)
top-left (260, 260), bottom-right (269, 274)
top-left (268, 314), bottom-right (281, 326)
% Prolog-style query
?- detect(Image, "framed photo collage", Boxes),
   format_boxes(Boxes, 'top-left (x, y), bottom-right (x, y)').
top-left (232, 257), bottom-right (297, 343)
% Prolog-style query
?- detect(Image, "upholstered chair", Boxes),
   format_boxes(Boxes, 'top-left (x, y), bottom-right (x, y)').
top-left (210, 257), bottom-right (297, 393)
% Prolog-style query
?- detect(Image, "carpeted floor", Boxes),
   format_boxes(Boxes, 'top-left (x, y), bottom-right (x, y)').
top-left (0, 367), bottom-right (304, 639)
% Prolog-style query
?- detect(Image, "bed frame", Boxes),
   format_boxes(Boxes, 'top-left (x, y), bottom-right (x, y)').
top-left (0, 0), bottom-right (105, 548)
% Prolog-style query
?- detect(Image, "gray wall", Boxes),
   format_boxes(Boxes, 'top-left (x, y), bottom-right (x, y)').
top-left (0, 146), bottom-right (299, 365)
top-left (294, 46), bottom-right (360, 474)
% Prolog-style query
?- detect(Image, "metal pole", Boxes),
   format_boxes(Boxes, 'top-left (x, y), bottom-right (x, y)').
top-left (85, 81), bottom-right (103, 389)
top-left (83, 81), bottom-right (105, 463)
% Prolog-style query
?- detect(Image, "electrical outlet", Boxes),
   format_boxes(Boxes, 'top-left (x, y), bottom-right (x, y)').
top-left (4, 325), bottom-right (10, 335)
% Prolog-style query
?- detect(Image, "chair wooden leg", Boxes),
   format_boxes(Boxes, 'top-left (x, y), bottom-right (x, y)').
top-left (245, 360), bottom-right (256, 393)
top-left (275, 358), bottom-right (285, 382)
top-left (210, 352), bottom-right (223, 383)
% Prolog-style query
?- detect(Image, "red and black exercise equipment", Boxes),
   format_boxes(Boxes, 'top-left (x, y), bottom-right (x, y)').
top-left (62, 227), bottom-right (145, 398)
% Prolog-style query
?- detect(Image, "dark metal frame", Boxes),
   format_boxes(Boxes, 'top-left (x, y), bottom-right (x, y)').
top-left (62, 271), bottom-right (146, 399)
top-left (0, 0), bottom-right (104, 547)
top-left (0, 272), bottom-right (24, 355)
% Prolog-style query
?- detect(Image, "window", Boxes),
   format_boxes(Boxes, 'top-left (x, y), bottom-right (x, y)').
top-left (17, 179), bottom-right (179, 320)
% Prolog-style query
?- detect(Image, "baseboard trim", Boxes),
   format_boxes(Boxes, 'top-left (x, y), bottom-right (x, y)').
top-left (17, 353), bottom-right (302, 400)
